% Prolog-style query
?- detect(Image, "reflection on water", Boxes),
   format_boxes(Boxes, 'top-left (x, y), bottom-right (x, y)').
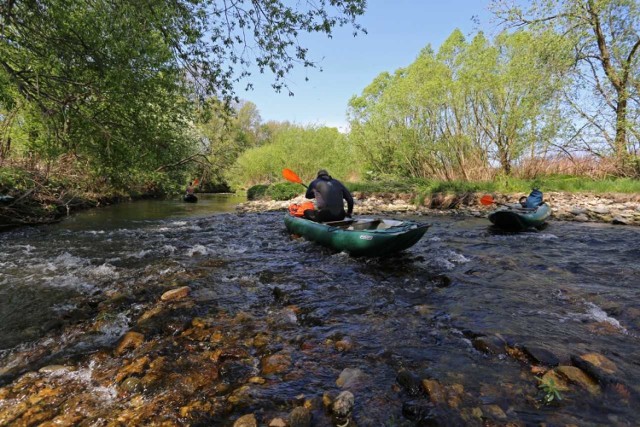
top-left (61, 193), bottom-right (247, 230)
top-left (0, 200), bottom-right (639, 425)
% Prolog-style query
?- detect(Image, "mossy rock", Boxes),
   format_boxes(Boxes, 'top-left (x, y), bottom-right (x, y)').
top-left (265, 183), bottom-right (301, 201)
top-left (247, 184), bottom-right (269, 200)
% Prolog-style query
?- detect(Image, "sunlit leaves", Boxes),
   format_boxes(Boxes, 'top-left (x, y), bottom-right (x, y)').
top-left (348, 29), bottom-right (572, 179)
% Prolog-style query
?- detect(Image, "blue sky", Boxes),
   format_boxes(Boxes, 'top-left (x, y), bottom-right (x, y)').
top-left (240, 1), bottom-right (498, 131)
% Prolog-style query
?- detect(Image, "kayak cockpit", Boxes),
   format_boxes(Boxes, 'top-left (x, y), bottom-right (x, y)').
top-left (324, 218), bottom-right (410, 231)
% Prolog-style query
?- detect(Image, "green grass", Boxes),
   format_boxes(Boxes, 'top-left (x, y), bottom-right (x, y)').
top-left (345, 176), bottom-right (640, 195)
top-left (246, 174), bottom-right (640, 202)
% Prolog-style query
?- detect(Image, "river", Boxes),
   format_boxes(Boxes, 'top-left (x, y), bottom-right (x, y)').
top-left (0, 194), bottom-right (638, 426)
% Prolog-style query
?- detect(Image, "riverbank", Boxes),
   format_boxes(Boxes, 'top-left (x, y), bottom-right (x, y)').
top-left (0, 167), bottom-right (174, 231)
top-left (237, 191), bottom-right (640, 226)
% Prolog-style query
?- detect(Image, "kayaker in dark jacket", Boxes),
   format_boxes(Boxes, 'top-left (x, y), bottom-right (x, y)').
top-left (304, 170), bottom-right (354, 222)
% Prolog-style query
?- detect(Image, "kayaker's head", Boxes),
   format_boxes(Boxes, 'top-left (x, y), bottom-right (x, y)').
top-left (317, 169), bottom-right (331, 179)
top-left (519, 196), bottom-right (527, 207)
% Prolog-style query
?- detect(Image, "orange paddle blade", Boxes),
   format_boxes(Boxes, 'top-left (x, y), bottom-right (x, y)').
top-left (193, 178), bottom-right (199, 186)
top-left (480, 195), bottom-right (495, 206)
top-left (282, 168), bottom-right (303, 184)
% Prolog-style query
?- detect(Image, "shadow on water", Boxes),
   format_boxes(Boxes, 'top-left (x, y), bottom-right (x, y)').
top-left (0, 201), bottom-right (639, 425)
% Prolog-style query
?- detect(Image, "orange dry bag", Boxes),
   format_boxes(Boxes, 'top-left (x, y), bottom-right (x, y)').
top-left (288, 201), bottom-right (314, 217)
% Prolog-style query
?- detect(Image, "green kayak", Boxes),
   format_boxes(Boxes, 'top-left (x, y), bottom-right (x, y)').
top-left (488, 203), bottom-right (551, 231)
top-left (284, 214), bottom-right (430, 257)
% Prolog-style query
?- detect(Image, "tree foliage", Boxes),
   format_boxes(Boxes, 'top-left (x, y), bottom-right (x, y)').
top-left (492, 0), bottom-right (640, 174)
top-left (348, 29), bottom-right (572, 179)
top-left (0, 0), bottom-right (366, 187)
top-left (228, 125), bottom-right (359, 188)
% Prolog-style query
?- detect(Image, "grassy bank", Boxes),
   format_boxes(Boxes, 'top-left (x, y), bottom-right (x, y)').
top-left (248, 175), bottom-right (640, 202)
top-left (347, 176), bottom-right (640, 195)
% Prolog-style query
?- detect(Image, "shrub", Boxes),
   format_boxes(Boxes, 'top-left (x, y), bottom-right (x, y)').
top-left (247, 184), bottom-right (269, 200)
top-left (265, 182), bottom-right (301, 201)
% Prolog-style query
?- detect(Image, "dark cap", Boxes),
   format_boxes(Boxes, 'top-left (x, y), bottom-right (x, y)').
top-left (317, 169), bottom-right (329, 178)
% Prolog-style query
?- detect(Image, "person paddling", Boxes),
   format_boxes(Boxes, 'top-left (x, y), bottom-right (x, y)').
top-left (521, 189), bottom-right (544, 209)
top-left (303, 169), bottom-right (354, 222)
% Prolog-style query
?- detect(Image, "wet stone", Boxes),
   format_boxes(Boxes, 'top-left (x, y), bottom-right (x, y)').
top-left (289, 406), bottom-right (312, 427)
top-left (120, 376), bottom-right (143, 393)
top-left (401, 400), bottom-right (453, 425)
top-left (160, 286), bottom-right (190, 302)
top-left (115, 331), bottom-right (145, 356)
top-left (421, 379), bottom-right (446, 404)
top-left (396, 368), bottom-right (423, 396)
top-left (555, 365), bottom-right (600, 395)
top-left (335, 337), bottom-right (353, 352)
top-left (432, 274), bottom-right (452, 288)
top-left (220, 360), bottom-right (254, 386)
top-left (252, 332), bottom-right (270, 348)
top-left (577, 352), bottom-right (618, 374)
top-left (38, 365), bottom-right (70, 374)
top-left (570, 353), bottom-right (623, 389)
top-left (523, 345), bottom-right (560, 367)
top-left (472, 335), bottom-right (505, 355)
top-left (261, 353), bottom-right (291, 375)
top-left (336, 368), bottom-right (364, 388)
top-left (332, 390), bottom-right (355, 418)
top-left (269, 418), bottom-right (287, 427)
top-left (272, 286), bottom-right (290, 304)
top-left (233, 413), bottom-right (258, 427)
top-left (482, 404), bottom-right (507, 420)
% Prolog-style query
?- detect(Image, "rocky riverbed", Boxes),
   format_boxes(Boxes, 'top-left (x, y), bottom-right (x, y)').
top-left (1, 196), bottom-right (640, 426)
top-left (237, 191), bottom-right (640, 226)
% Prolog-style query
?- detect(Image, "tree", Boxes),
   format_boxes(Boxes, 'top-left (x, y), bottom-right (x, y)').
top-left (228, 125), bottom-right (358, 187)
top-left (0, 0), bottom-right (366, 183)
top-left (492, 0), bottom-right (640, 173)
top-left (348, 29), bottom-right (571, 179)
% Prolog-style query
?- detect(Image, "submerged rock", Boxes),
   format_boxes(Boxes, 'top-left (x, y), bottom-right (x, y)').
top-left (421, 379), bottom-right (446, 404)
top-left (331, 390), bottom-right (355, 421)
top-left (115, 331), bottom-right (145, 355)
top-left (336, 368), bottom-right (364, 388)
top-left (472, 335), bottom-right (506, 355)
top-left (335, 336), bottom-right (353, 352)
top-left (543, 365), bottom-right (600, 395)
top-left (234, 413), bottom-right (258, 427)
top-left (396, 368), bottom-right (423, 396)
top-left (160, 286), bottom-right (190, 301)
top-left (289, 406), bottom-right (312, 427)
top-left (261, 353), bottom-right (291, 375)
top-left (522, 345), bottom-right (560, 367)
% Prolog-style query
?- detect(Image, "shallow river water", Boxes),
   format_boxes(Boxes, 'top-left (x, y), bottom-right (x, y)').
top-left (0, 194), bottom-right (639, 426)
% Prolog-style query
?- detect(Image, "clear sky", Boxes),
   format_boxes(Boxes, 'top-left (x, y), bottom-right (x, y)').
top-left (239, 1), bottom-right (499, 131)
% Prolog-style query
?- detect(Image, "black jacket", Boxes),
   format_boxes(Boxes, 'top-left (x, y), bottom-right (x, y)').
top-left (305, 175), bottom-right (354, 216)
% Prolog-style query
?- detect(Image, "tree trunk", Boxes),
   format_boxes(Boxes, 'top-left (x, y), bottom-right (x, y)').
top-left (614, 91), bottom-right (628, 171)
top-left (498, 142), bottom-right (511, 175)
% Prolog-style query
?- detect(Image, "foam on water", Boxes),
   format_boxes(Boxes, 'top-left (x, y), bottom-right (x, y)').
top-left (161, 245), bottom-right (177, 254)
top-left (96, 313), bottom-right (131, 343)
top-left (129, 249), bottom-right (153, 259)
top-left (584, 301), bottom-right (627, 332)
top-left (57, 362), bottom-right (118, 401)
top-left (54, 252), bottom-right (88, 268)
top-left (44, 274), bottom-right (96, 292)
top-left (186, 244), bottom-right (211, 256)
top-left (91, 263), bottom-right (119, 278)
